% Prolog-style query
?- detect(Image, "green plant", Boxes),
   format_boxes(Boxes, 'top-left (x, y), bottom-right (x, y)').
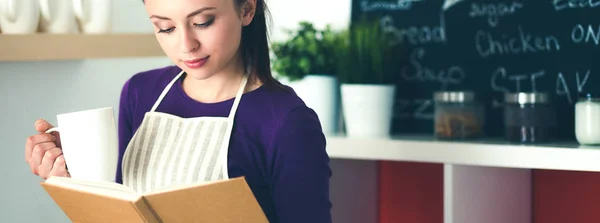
top-left (271, 21), bottom-right (339, 81)
top-left (333, 18), bottom-right (394, 84)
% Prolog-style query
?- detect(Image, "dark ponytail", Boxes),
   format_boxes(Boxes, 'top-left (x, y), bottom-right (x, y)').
top-left (236, 0), bottom-right (282, 89)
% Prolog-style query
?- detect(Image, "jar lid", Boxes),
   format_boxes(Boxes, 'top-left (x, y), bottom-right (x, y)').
top-left (433, 91), bottom-right (475, 103)
top-left (504, 92), bottom-right (550, 104)
top-left (579, 92), bottom-right (600, 100)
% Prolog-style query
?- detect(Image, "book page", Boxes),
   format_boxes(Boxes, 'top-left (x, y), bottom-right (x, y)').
top-left (144, 178), bottom-right (233, 196)
top-left (45, 177), bottom-right (140, 201)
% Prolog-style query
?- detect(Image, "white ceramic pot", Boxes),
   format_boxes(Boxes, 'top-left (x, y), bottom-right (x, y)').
top-left (39, 0), bottom-right (78, 33)
top-left (341, 83), bottom-right (396, 138)
top-left (288, 75), bottom-right (340, 135)
top-left (72, 0), bottom-right (111, 34)
top-left (0, 0), bottom-right (40, 34)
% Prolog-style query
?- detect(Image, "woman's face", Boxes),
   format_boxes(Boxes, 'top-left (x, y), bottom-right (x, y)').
top-left (144, 0), bottom-right (253, 80)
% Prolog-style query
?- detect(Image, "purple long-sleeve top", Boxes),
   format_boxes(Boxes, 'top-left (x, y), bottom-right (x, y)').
top-left (115, 66), bottom-right (332, 222)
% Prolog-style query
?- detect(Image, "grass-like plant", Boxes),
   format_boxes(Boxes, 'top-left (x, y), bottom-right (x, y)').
top-left (333, 18), bottom-right (394, 85)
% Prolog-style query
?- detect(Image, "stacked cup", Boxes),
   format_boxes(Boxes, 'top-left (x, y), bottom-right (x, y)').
top-left (0, 0), bottom-right (111, 34)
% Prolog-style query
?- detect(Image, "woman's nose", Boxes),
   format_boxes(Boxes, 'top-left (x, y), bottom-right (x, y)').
top-left (181, 28), bottom-right (200, 53)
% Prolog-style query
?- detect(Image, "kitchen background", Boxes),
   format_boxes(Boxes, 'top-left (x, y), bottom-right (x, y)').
top-left (1, 0), bottom-right (380, 222)
top-left (3, 0), bottom-right (600, 222)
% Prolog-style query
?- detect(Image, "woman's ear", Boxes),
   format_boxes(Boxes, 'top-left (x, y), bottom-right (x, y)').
top-left (240, 0), bottom-right (256, 26)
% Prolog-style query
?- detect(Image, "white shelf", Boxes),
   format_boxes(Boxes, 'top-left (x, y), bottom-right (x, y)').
top-left (326, 135), bottom-right (600, 172)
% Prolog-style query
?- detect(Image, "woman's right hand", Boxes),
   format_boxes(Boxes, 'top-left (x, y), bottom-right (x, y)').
top-left (25, 119), bottom-right (70, 179)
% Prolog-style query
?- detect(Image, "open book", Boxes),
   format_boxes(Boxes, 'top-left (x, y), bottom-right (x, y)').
top-left (41, 176), bottom-right (269, 223)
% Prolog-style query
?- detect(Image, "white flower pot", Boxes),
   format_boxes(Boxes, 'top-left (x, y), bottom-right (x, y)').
top-left (286, 75), bottom-right (340, 135)
top-left (341, 84), bottom-right (396, 138)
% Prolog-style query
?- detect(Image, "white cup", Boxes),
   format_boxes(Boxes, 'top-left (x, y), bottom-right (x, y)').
top-left (72, 0), bottom-right (111, 34)
top-left (0, 0), bottom-right (40, 34)
top-left (39, 0), bottom-right (78, 33)
top-left (45, 107), bottom-right (118, 182)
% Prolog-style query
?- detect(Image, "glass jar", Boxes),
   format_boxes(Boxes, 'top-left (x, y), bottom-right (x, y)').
top-left (434, 91), bottom-right (485, 140)
top-left (575, 93), bottom-right (600, 145)
top-left (503, 92), bottom-right (556, 143)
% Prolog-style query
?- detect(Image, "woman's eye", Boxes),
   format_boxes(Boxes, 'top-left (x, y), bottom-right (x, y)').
top-left (158, 27), bottom-right (174, 34)
top-left (194, 18), bottom-right (215, 28)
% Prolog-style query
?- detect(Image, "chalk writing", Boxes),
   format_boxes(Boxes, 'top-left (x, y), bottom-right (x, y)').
top-left (508, 75), bottom-right (529, 92)
top-left (395, 98), bottom-right (434, 120)
top-left (414, 99), bottom-right (434, 119)
top-left (469, 2), bottom-right (524, 27)
top-left (556, 73), bottom-right (572, 103)
top-left (475, 26), bottom-right (561, 58)
top-left (489, 67), bottom-right (592, 106)
top-left (380, 16), bottom-right (446, 46)
top-left (555, 70), bottom-right (592, 104)
top-left (491, 67), bottom-right (510, 93)
top-left (576, 70), bottom-right (591, 92)
top-left (394, 100), bottom-right (411, 119)
top-left (530, 70), bottom-right (545, 92)
top-left (490, 67), bottom-right (546, 92)
top-left (572, 24), bottom-right (600, 45)
top-left (361, 0), bottom-right (423, 12)
top-left (553, 0), bottom-right (600, 11)
top-left (556, 70), bottom-right (591, 104)
top-left (402, 48), bottom-right (466, 89)
top-left (443, 0), bottom-right (467, 10)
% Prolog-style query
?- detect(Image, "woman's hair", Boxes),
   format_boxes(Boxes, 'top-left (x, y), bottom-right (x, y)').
top-left (235, 0), bottom-right (280, 88)
top-left (143, 0), bottom-right (282, 89)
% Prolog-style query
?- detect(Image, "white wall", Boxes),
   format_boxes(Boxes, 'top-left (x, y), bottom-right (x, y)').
top-left (267, 0), bottom-right (352, 42)
top-left (1, 0), bottom-right (377, 222)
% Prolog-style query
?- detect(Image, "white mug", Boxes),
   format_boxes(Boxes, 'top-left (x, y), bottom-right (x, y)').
top-left (72, 0), bottom-right (111, 33)
top-left (38, 0), bottom-right (78, 33)
top-left (45, 107), bottom-right (118, 182)
top-left (0, 0), bottom-right (40, 34)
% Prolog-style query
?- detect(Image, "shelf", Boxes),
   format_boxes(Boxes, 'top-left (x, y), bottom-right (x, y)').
top-left (326, 135), bottom-right (600, 172)
top-left (0, 34), bottom-right (165, 61)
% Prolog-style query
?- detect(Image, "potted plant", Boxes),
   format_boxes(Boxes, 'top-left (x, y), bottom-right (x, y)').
top-left (271, 21), bottom-right (341, 135)
top-left (333, 18), bottom-right (396, 138)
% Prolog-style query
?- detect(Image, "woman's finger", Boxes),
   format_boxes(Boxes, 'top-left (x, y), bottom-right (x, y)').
top-left (38, 147), bottom-right (63, 179)
top-left (49, 155), bottom-right (69, 177)
top-left (28, 141), bottom-right (57, 175)
top-left (35, 119), bottom-right (54, 133)
top-left (25, 133), bottom-right (55, 162)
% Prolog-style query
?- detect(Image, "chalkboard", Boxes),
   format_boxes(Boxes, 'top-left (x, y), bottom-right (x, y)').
top-left (351, 0), bottom-right (600, 140)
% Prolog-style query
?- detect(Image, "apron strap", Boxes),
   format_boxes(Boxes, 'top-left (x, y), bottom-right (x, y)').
top-left (150, 70), bottom-right (185, 112)
top-left (227, 74), bottom-right (249, 120)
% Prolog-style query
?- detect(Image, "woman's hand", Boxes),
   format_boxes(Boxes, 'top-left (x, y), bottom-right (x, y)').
top-left (25, 119), bottom-right (70, 179)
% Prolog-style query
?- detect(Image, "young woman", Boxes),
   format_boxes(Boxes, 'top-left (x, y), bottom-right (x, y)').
top-left (23, 0), bottom-right (332, 222)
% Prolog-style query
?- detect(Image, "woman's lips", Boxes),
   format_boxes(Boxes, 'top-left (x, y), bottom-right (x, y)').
top-left (183, 56), bottom-right (209, 69)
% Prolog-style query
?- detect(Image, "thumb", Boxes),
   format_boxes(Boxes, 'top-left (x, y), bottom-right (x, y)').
top-left (35, 118), bottom-right (54, 133)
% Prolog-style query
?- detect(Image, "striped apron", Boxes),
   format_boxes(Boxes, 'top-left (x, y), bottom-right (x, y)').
top-left (121, 71), bottom-right (248, 194)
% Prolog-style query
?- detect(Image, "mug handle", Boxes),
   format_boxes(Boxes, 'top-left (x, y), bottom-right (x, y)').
top-left (3, 0), bottom-right (18, 22)
top-left (43, 127), bottom-right (69, 171)
top-left (39, 0), bottom-right (52, 21)
top-left (72, 0), bottom-right (89, 23)
top-left (45, 127), bottom-right (60, 134)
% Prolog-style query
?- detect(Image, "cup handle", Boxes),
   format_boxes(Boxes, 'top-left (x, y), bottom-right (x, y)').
top-left (72, 0), bottom-right (89, 23)
top-left (3, 0), bottom-right (18, 22)
top-left (45, 127), bottom-right (60, 134)
top-left (44, 127), bottom-right (68, 172)
top-left (39, 0), bottom-right (52, 21)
